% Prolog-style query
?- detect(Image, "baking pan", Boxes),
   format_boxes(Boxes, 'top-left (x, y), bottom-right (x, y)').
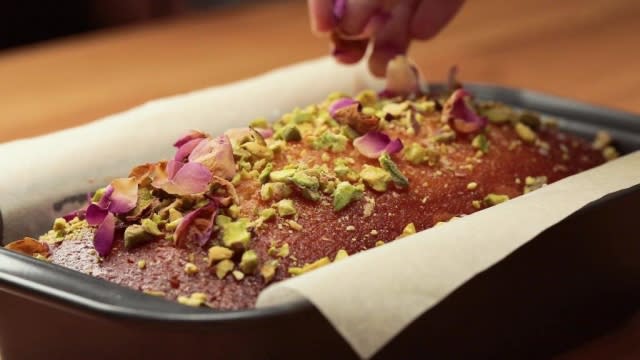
top-left (1, 84), bottom-right (639, 360)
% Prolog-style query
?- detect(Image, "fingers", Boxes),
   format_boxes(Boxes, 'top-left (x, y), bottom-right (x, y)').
top-left (368, 0), bottom-right (415, 76)
top-left (308, 0), bottom-right (335, 35)
top-left (331, 33), bottom-right (369, 64)
top-left (410, 0), bottom-right (465, 40)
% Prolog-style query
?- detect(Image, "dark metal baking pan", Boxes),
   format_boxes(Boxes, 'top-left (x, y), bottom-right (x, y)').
top-left (1, 84), bottom-right (639, 360)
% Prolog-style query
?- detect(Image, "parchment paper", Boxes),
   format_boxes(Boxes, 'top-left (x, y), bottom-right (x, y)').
top-left (1, 57), bottom-right (638, 359)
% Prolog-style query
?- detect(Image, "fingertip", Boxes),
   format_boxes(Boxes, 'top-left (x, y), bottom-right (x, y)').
top-left (368, 45), bottom-right (405, 77)
top-left (410, 0), bottom-right (465, 40)
top-left (331, 38), bottom-right (368, 64)
top-left (308, 0), bottom-right (336, 35)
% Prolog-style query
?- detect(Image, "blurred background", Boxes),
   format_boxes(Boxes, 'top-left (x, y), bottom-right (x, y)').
top-left (0, 0), bottom-right (638, 144)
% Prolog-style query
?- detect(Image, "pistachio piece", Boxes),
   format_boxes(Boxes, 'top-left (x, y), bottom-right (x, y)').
top-left (260, 261), bottom-right (279, 284)
top-left (184, 262), bottom-right (199, 275)
top-left (466, 182), bottom-right (478, 190)
top-left (137, 260), bottom-right (146, 269)
top-left (259, 208), bottom-right (277, 222)
top-left (141, 218), bottom-right (163, 236)
top-left (249, 117), bottom-right (269, 129)
top-left (215, 259), bottom-right (235, 279)
top-left (239, 250), bottom-right (259, 274)
top-left (269, 168), bottom-right (296, 183)
top-left (260, 182), bottom-right (292, 201)
top-left (332, 181), bottom-right (364, 211)
top-left (207, 246), bottom-right (233, 266)
top-left (124, 225), bottom-right (154, 249)
top-left (602, 146), bottom-right (619, 161)
top-left (514, 123), bottom-right (537, 143)
top-left (334, 249), bottom-right (349, 261)
top-left (471, 134), bottom-right (489, 153)
top-left (483, 193), bottom-right (510, 207)
top-left (359, 165), bottom-right (391, 192)
top-left (312, 132), bottom-right (348, 152)
top-left (288, 257), bottom-right (331, 276)
top-left (167, 208), bottom-right (183, 222)
top-left (291, 171), bottom-right (319, 190)
top-left (379, 153), bottom-right (409, 188)
top-left (177, 292), bottom-right (208, 307)
top-left (259, 163), bottom-right (273, 184)
top-left (227, 204), bottom-right (241, 219)
top-left (275, 124), bottom-right (302, 142)
top-left (523, 176), bottom-right (547, 194)
top-left (220, 218), bottom-right (252, 250)
top-left (592, 131), bottom-right (612, 150)
top-left (276, 199), bottom-right (297, 217)
top-left (232, 270), bottom-right (245, 281)
top-left (481, 104), bottom-right (512, 123)
top-left (398, 223), bottom-right (416, 238)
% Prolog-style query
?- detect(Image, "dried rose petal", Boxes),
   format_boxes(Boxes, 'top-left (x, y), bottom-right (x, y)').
top-left (442, 89), bottom-right (487, 134)
top-left (62, 209), bottom-right (86, 222)
top-left (97, 185), bottom-right (114, 209)
top-left (329, 98), bottom-right (359, 117)
top-left (108, 178), bottom-right (138, 214)
top-left (152, 160), bottom-right (212, 196)
top-left (86, 204), bottom-right (109, 226)
top-left (174, 202), bottom-right (218, 248)
top-left (174, 138), bottom-right (206, 162)
top-left (255, 127), bottom-right (274, 139)
top-left (353, 131), bottom-right (404, 159)
top-left (5, 237), bottom-right (49, 257)
top-left (93, 213), bottom-right (116, 257)
top-left (173, 130), bottom-right (207, 148)
top-left (383, 56), bottom-right (421, 97)
top-left (189, 135), bottom-right (236, 180)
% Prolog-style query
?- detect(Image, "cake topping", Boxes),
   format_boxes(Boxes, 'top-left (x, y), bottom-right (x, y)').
top-left (442, 89), bottom-right (487, 134)
top-left (353, 131), bottom-right (403, 159)
top-left (379, 153), bottom-right (409, 188)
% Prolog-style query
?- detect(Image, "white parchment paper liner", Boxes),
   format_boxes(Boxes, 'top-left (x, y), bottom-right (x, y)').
top-left (1, 57), bottom-right (638, 359)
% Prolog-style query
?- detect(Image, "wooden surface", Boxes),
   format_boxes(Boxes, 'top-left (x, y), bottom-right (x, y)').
top-left (0, 0), bottom-right (639, 143)
top-left (0, 0), bottom-right (638, 358)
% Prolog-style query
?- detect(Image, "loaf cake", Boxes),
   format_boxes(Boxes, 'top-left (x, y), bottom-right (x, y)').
top-left (5, 58), bottom-right (618, 309)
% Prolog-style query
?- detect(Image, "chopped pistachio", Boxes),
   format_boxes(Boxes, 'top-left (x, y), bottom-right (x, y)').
top-left (216, 214), bottom-right (232, 226)
top-left (276, 199), bottom-right (297, 217)
top-left (321, 153), bottom-right (331, 162)
top-left (269, 168), bottom-right (296, 182)
top-left (207, 246), bottom-right (233, 266)
top-left (259, 208), bottom-right (277, 222)
top-left (472, 200), bottom-right (482, 209)
top-left (220, 218), bottom-right (252, 250)
top-left (355, 89), bottom-right (377, 107)
top-left (483, 193), bottom-right (510, 207)
top-left (91, 187), bottom-right (108, 203)
top-left (602, 146), bottom-right (619, 161)
top-left (52, 217), bottom-right (68, 234)
top-left (260, 261), bottom-right (278, 284)
top-left (242, 142), bottom-right (273, 160)
top-left (362, 196), bottom-right (375, 217)
top-left (514, 123), bottom-right (537, 143)
top-left (334, 164), bottom-right (359, 182)
top-left (276, 124), bottom-right (302, 142)
top-left (432, 127), bottom-right (456, 143)
top-left (399, 223), bottom-right (416, 238)
top-left (379, 153), bottom-right (409, 188)
top-left (332, 181), bottom-right (364, 211)
top-left (184, 262), bottom-right (199, 275)
top-left (141, 218), bottom-right (163, 236)
top-left (370, 229), bottom-right (379, 235)
top-left (165, 218), bottom-right (182, 232)
top-left (360, 165), bottom-right (391, 192)
top-left (312, 132), bottom-right (348, 152)
top-left (144, 290), bottom-right (166, 297)
top-left (291, 171), bottom-right (319, 190)
top-left (124, 225), bottom-right (154, 249)
top-left (288, 257), bottom-right (331, 276)
top-left (592, 131), bottom-right (612, 150)
top-left (341, 125), bottom-right (360, 140)
top-left (259, 163), bottom-right (273, 184)
top-left (345, 225), bottom-right (356, 231)
top-left (232, 270), bottom-right (245, 281)
top-left (277, 243), bottom-right (290, 257)
top-left (523, 176), bottom-right (547, 194)
top-left (260, 182), bottom-right (292, 201)
top-left (168, 208), bottom-right (183, 222)
top-left (519, 112), bottom-right (541, 129)
top-left (238, 249), bottom-right (259, 274)
top-left (249, 117), bottom-right (269, 129)
top-left (375, 240), bottom-right (385, 247)
top-left (177, 292), bottom-right (207, 307)
top-left (215, 259), bottom-right (235, 279)
top-left (481, 104), bottom-right (512, 123)
top-left (402, 143), bottom-right (426, 165)
top-left (466, 182), bottom-right (478, 190)
top-left (471, 134), bottom-right (490, 153)
top-left (228, 204), bottom-right (241, 219)
top-left (287, 220), bottom-right (303, 231)
top-left (334, 249), bottom-right (349, 261)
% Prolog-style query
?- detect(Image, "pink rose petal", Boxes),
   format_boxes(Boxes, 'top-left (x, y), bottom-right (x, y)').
top-left (108, 178), bottom-right (138, 214)
top-left (174, 138), bottom-right (205, 162)
top-left (442, 89), bottom-right (487, 134)
top-left (173, 130), bottom-right (207, 148)
top-left (86, 204), bottom-right (109, 226)
top-left (189, 135), bottom-right (236, 180)
top-left (353, 131), bottom-right (404, 159)
top-left (93, 212), bottom-right (116, 257)
top-left (174, 202), bottom-right (218, 248)
top-left (255, 127), bottom-right (273, 139)
top-left (97, 185), bottom-right (114, 209)
top-left (152, 161), bottom-right (212, 196)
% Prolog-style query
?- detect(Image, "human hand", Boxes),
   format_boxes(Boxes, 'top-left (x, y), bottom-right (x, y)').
top-left (308, 0), bottom-right (465, 76)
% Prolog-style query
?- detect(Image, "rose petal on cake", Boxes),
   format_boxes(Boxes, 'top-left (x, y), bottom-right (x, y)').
top-left (173, 130), bottom-right (207, 148)
top-left (93, 213), bottom-right (116, 257)
top-left (174, 202), bottom-right (218, 248)
top-left (329, 98), bottom-right (359, 118)
top-left (383, 56), bottom-right (421, 97)
top-left (62, 209), bottom-right (86, 222)
top-left (353, 131), bottom-right (404, 159)
top-left (189, 135), bottom-right (236, 180)
top-left (174, 138), bottom-right (206, 162)
top-left (255, 127), bottom-right (273, 139)
top-left (108, 177), bottom-right (138, 214)
top-left (152, 160), bottom-right (212, 196)
top-left (86, 204), bottom-right (109, 226)
top-left (97, 185), bottom-right (114, 209)
top-left (443, 89), bottom-right (488, 134)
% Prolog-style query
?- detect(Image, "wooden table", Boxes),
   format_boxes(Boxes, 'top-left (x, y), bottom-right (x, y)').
top-left (0, 0), bottom-right (638, 358)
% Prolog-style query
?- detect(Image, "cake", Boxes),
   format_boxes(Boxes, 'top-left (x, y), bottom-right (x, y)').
top-left (5, 57), bottom-right (617, 309)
